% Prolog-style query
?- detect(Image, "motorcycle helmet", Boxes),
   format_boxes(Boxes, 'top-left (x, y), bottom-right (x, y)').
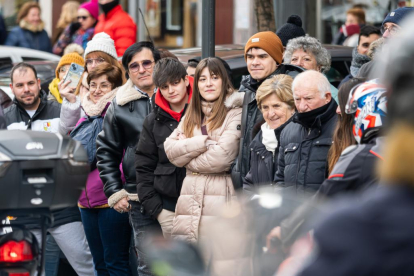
top-left (345, 79), bottom-right (387, 144)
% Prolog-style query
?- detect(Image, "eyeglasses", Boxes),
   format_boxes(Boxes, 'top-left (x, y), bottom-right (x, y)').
top-left (381, 24), bottom-right (400, 35)
top-left (59, 65), bottom-right (70, 74)
top-left (86, 58), bottom-right (106, 68)
top-left (89, 82), bottom-right (112, 93)
top-left (128, 60), bottom-right (154, 73)
top-left (77, 16), bottom-right (90, 21)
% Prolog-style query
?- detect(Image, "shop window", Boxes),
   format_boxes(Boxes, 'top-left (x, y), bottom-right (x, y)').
top-left (166, 0), bottom-right (182, 31)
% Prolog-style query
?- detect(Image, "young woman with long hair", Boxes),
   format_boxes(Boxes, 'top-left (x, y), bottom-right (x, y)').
top-left (164, 57), bottom-right (252, 275)
top-left (327, 78), bottom-right (366, 174)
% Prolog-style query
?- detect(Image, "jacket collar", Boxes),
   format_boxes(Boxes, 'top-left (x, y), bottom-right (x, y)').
top-left (224, 91), bottom-right (245, 109)
top-left (154, 76), bottom-right (194, 122)
top-left (293, 99), bottom-right (338, 130)
top-left (115, 79), bottom-right (146, 106)
top-left (103, 4), bottom-right (122, 19)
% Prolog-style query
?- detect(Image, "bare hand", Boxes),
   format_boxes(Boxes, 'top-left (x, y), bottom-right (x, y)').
top-left (113, 197), bottom-right (131, 213)
top-left (58, 79), bottom-right (76, 103)
top-left (177, 132), bottom-right (186, 140)
top-left (266, 226), bottom-right (282, 254)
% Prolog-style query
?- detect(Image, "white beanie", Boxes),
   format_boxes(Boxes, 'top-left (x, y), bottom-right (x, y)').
top-left (84, 32), bottom-right (118, 60)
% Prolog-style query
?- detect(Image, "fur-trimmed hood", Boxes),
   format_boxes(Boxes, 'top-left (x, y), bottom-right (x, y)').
top-left (115, 79), bottom-right (146, 106)
top-left (224, 91), bottom-right (245, 109)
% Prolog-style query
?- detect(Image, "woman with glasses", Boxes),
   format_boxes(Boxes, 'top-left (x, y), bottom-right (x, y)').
top-left (58, 32), bottom-right (125, 135)
top-left (69, 63), bottom-right (132, 275)
top-left (53, 0), bottom-right (99, 56)
top-left (48, 52), bottom-right (85, 103)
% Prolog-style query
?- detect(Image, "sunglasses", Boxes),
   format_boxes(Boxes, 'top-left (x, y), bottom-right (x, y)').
top-left (128, 60), bottom-right (154, 73)
top-left (77, 16), bottom-right (90, 21)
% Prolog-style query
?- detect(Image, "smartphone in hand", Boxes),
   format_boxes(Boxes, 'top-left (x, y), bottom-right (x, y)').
top-left (63, 63), bottom-right (84, 90)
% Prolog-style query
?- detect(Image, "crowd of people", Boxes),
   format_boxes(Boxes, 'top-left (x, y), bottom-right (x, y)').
top-left (1, 3), bottom-right (414, 276)
top-left (2, 0), bottom-right (136, 57)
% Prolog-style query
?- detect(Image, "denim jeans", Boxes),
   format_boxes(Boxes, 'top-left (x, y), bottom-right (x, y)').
top-left (44, 234), bottom-right (60, 276)
top-left (80, 207), bottom-right (132, 276)
top-left (129, 201), bottom-right (162, 276)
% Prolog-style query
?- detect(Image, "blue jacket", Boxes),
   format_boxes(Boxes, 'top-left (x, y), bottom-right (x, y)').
top-left (5, 26), bottom-right (52, 53)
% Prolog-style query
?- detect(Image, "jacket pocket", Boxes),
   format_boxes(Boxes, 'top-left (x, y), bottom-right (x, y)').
top-left (284, 143), bottom-right (300, 165)
top-left (153, 165), bottom-right (180, 198)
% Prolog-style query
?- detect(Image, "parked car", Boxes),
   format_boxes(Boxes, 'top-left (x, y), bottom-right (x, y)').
top-left (0, 61), bottom-right (59, 99)
top-left (0, 46), bottom-right (61, 65)
top-left (170, 44), bottom-right (353, 89)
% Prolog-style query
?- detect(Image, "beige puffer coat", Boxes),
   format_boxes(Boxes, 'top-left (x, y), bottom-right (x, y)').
top-left (165, 91), bottom-right (253, 275)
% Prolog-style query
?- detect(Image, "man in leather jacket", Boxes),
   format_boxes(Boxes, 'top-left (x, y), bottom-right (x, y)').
top-left (231, 31), bottom-right (304, 189)
top-left (96, 42), bottom-right (161, 276)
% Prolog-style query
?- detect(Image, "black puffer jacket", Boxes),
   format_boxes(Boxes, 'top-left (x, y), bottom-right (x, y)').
top-left (279, 136), bottom-right (383, 247)
top-left (135, 83), bottom-right (192, 219)
top-left (243, 117), bottom-right (293, 196)
top-left (96, 79), bottom-right (154, 206)
top-left (231, 64), bottom-right (304, 189)
top-left (274, 99), bottom-right (338, 194)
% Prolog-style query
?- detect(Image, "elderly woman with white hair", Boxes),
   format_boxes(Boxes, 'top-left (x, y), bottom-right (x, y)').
top-left (283, 35), bottom-right (339, 103)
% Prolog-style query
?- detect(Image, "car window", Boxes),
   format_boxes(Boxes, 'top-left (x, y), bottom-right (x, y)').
top-left (22, 57), bottom-right (48, 62)
top-left (328, 60), bottom-right (351, 88)
top-left (0, 57), bottom-right (13, 68)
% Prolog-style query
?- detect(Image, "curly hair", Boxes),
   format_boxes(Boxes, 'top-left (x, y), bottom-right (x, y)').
top-left (283, 35), bottom-right (331, 73)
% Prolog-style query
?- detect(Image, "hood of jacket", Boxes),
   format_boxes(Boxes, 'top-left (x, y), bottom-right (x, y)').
top-left (115, 79), bottom-right (146, 106)
top-left (19, 19), bottom-right (45, 33)
top-left (155, 76), bottom-right (193, 122)
top-left (224, 91), bottom-right (245, 109)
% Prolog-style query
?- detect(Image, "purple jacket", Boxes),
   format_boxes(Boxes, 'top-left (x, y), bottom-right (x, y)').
top-left (76, 113), bottom-right (125, 208)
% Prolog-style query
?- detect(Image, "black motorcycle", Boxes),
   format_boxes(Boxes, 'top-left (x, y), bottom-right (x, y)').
top-left (0, 130), bottom-right (89, 276)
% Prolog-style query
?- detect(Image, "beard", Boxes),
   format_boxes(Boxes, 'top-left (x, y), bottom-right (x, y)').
top-left (19, 91), bottom-right (41, 110)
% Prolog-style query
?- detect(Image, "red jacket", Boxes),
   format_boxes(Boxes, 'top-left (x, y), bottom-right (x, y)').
top-left (94, 5), bottom-right (137, 57)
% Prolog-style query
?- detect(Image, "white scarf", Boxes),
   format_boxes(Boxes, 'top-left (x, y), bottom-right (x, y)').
top-left (261, 122), bottom-right (278, 153)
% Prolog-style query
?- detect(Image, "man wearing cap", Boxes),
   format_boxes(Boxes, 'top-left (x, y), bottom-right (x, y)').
top-left (357, 6), bottom-right (414, 79)
top-left (231, 31), bottom-right (304, 189)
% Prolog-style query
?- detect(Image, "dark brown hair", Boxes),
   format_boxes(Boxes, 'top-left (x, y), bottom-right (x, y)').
top-left (327, 78), bottom-right (365, 174)
top-left (17, 1), bottom-right (41, 23)
top-left (87, 63), bottom-right (124, 90)
top-left (153, 57), bottom-right (187, 88)
top-left (182, 57), bottom-right (234, 137)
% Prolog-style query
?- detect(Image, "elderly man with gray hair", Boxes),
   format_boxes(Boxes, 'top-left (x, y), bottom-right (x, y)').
top-left (273, 70), bottom-right (338, 195)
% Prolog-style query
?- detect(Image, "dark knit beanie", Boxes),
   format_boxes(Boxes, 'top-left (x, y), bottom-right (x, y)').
top-left (382, 7), bottom-right (414, 26)
top-left (244, 31), bottom-right (284, 64)
top-left (276, 15), bottom-right (306, 46)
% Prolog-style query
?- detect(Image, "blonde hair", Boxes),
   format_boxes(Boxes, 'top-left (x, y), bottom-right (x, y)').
top-left (256, 74), bottom-right (295, 110)
top-left (57, 1), bottom-right (80, 29)
top-left (17, 1), bottom-right (40, 23)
